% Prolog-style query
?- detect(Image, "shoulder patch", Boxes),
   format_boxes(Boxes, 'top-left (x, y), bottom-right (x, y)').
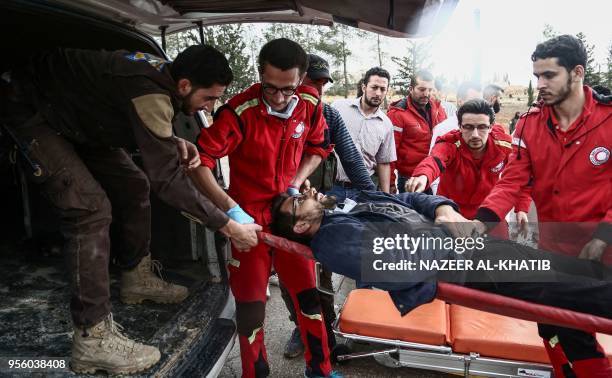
top-left (235, 98), bottom-right (259, 116)
top-left (454, 140), bottom-right (461, 148)
top-left (124, 52), bottom-right (168, 72)
top-left (494, 140), bottom-right (512, 149)
top-left (131, 94), bottom-right (174, 138)
top-left (299, 93), bottom-right (319, 106)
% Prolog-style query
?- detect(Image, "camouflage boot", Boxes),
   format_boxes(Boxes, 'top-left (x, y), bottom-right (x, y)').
top-left (71, 314), bottom-right (160, 374)
top-left (120, 254), bottom-right (189, 304)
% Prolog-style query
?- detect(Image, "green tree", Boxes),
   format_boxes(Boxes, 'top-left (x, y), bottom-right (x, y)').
top-left (542, 23), bottom-right (558, 40)
top-left (576, 32), bottom-right (601, 87)
top-left (262, 23), bottom-right (320, 53)
top-left (527, 80), bottom-right (535, 106)
top-left (606, 42), bottom-right (612, 88)
top-left (160, 25), bottom-right (254, 100)
top-left (391, 39), bottom-right (432, 94)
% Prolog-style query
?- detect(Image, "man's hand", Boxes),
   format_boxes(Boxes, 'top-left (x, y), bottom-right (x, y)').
top-left (300, 179), bottom-right (311, 193)
top-left (406, 175), bottom-right (428, 193)
top-left (578, 238), bottom-right (607, 261)
top-left (434, 205), bottom-right (475, 237)
top-left (175, 137), bottom-right (201, 170)
top-left (220, 220), bottom-right (262, 251)
top-left (515, 211), bottom-right (529, 239)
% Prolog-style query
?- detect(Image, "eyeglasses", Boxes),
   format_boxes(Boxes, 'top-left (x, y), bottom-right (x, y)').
top-left (291, 195), bottom-right (307, 226)
top-left (460, 124), bottom-right (491, 132)
top-left (262, 83), bottom-right (298, 96)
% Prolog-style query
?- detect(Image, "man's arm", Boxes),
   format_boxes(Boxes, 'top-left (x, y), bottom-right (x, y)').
top-left (408, 141), bottom-right (457, 192)
top-left (289, 154), bottom-right (323, 190)
top-left (375, 163), bottom-right (391, 192)
top-left (475, 125), bottom-right (534, 230)
top-left (127, 92), bottom-right (229, 230)
top-left (376, 119), bottom-right (397, 192)
top-left (326, 105), bottom-right (376, 190)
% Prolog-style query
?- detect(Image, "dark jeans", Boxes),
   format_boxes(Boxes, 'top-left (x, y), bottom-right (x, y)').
top-left (280, 266), bottom-right (337, 348)
top-left (325, 184), bottom-right (360, 205)
top-left (12, 114), bottom-right (151, 327)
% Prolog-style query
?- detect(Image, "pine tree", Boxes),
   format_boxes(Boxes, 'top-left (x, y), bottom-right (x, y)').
top-left (576, 32), bottom-right (601, 87)
top-left (391, 40), bottom-right (432, 95)
top-left (527, 80), bottom-right (535, 106)
top-left (606, 42), bottom-right (612, 89)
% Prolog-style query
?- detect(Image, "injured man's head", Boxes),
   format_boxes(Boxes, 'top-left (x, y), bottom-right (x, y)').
top-left (270, 188), bottom-right (336, 242)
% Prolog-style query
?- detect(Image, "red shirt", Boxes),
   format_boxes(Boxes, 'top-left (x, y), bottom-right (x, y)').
top-left (478, 87), bottom-right (612, 262)
top-left (387, 97), bottom-right (447, 185)
top-left (413, 125), bottom-right (531, 219)
top-left (197, 83), bottom-right (331, 218)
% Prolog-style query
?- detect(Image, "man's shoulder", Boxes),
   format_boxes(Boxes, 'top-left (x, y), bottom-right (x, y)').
top-left (331, 98), bottom-right (357, 110)
top-left (226, 84), bottom-right (261, 116)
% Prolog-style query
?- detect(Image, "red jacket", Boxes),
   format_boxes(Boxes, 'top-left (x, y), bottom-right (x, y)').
top-left (197, 83), bottom-right (331, 217)
top-left (387, 97), bottom-right (447, 186)
top-left (413, 125), bottom-right (531, 219)
top-left (478, 87), bottom-right (612, 262)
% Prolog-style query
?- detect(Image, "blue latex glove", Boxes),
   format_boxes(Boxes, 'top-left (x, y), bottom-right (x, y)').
top-left (226, 205), bottom-right (254, 224)
top-left (287, 185), bottom-right (300, 196)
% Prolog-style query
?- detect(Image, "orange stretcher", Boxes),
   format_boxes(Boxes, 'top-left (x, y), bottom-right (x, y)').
top-left (259, 232), bottom-right (612, 377)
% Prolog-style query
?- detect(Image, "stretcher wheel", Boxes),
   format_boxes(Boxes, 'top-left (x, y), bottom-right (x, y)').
top-left (331, 344), bottom-right (351, 365)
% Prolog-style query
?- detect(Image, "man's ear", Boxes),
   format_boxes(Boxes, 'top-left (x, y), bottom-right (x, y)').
top-left (177, 78), bottom-right (192, 96)
top-left (572, 65), bottom-right (585, 82)
top-left (292, 220), bottom-right (310, 235)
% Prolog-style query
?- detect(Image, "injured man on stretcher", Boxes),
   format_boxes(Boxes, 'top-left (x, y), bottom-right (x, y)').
top-left (270, 189), bottom-right (612, 374)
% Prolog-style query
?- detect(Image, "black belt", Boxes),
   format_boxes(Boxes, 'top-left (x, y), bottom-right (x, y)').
top-left (334, 180), bottom-right (354, 188)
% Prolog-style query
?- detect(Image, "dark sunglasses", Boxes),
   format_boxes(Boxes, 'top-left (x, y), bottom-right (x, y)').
top-left (291, 195), bottom-right (307, 226)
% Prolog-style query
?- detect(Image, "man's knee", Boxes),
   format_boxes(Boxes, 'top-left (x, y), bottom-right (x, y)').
top-left (236, 301), bottom-right (266, 342)
top-left (297, 288), bottom-right (322, 320)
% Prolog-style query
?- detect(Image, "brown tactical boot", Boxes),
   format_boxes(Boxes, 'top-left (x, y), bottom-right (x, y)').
top-left (120, 254), bottom-right (189, 304)
top-left (71, 314), bottom-right (160, 374)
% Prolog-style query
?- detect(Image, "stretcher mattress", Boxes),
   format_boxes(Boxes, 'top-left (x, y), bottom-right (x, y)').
top-left (339, 289), bottom-right (447, 345)
top-left (339, 289), bottom-right (612, 364)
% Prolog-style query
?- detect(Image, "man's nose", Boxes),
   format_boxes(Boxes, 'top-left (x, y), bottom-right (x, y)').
top-left (272, 91), bottom-right (285, 104)
top-left (537, 78), bottom-right (546, 90)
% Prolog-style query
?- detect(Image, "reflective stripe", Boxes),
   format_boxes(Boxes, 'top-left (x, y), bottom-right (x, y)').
top-left (512, 137), bottom-right (528, 149)
top-left (235, 98), bottom-right (259, 116)
top-left (299, 93), bottom-right (318, 106)
top-left (248, 326), bottom-right (262, 344)
top-left (300, 311), bottom-right (322, 321)
top-left (180, 211), bottom-right (203, 225)
top-left (548, 335), bottom-right (559, 348)
top-left (228, 258), bottom-right (240, 268)
top-left (393, 126), bottom-right (403, 133)
top-left (495, 140), bottom-right (512, 149)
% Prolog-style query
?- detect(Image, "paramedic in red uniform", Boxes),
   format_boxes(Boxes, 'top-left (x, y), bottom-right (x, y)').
top-left (190, 39), bottom-right (337, 378)
top-left (388, 69), bottom-right (447, 193)
top-left (474, 35), bottom-right (612, 378)
top-left (406, 99), bottom-right (530, 237)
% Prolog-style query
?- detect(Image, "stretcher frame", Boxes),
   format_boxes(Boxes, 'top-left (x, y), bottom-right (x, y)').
top-left (258, 233), bottom-right (610, 378)
top-left (330, 293), bottom-right (554, 378)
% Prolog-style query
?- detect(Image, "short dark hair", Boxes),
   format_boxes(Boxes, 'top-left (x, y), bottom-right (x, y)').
top-left (410, 69), bottom-right (434, 87)
top-left (457, 98), bottom-right (495, 125)
top-left (171, 45), bottom-right (233, 88)
top-left (363, 67), bottom-right (390, 85)
top-left (258, 38), bottom-right (308, 74)
top-left (531, 34), bottom-right (587, 73)
top-left (457, 81), bottom-right (482, 101)
top-left (483, 84), bottom-right (503, 99)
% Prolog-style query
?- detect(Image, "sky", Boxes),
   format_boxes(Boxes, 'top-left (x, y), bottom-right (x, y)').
top-left (345, 0), bottom-right (612, 88)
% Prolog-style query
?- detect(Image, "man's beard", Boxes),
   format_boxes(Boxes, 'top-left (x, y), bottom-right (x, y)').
top-left (363, 95), bottom-right (382, 108)
top-left (546, 77), bottom-right (573, 106)
top-left (320, 195), bottom-right (337, 210)
top-left (180, 89), bottom-right (195, 115)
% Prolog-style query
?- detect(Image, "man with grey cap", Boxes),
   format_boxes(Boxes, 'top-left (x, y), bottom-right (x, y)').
top-left (279, 54), bottom-right (375, 359)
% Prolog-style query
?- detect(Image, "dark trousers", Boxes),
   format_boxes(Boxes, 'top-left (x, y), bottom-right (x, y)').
top-left (279, 266), bottom-right (337, 348)
top-left (12, 114), bottom-right (151, 327)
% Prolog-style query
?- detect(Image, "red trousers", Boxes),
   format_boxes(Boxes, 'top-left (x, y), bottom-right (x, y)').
top-left (228, 205), bottom-right (331, 377)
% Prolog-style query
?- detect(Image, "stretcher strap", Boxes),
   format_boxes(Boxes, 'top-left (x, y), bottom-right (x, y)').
top-left (258, 232), bottom-right (612, 335)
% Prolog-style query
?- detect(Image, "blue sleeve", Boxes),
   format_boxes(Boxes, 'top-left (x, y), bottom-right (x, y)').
top-left (395, 192), bottom-right (458, 220)
top-left (311, 219), bottom-right (365, 281)
top-left (324, 104), bottom-right (376, 190)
